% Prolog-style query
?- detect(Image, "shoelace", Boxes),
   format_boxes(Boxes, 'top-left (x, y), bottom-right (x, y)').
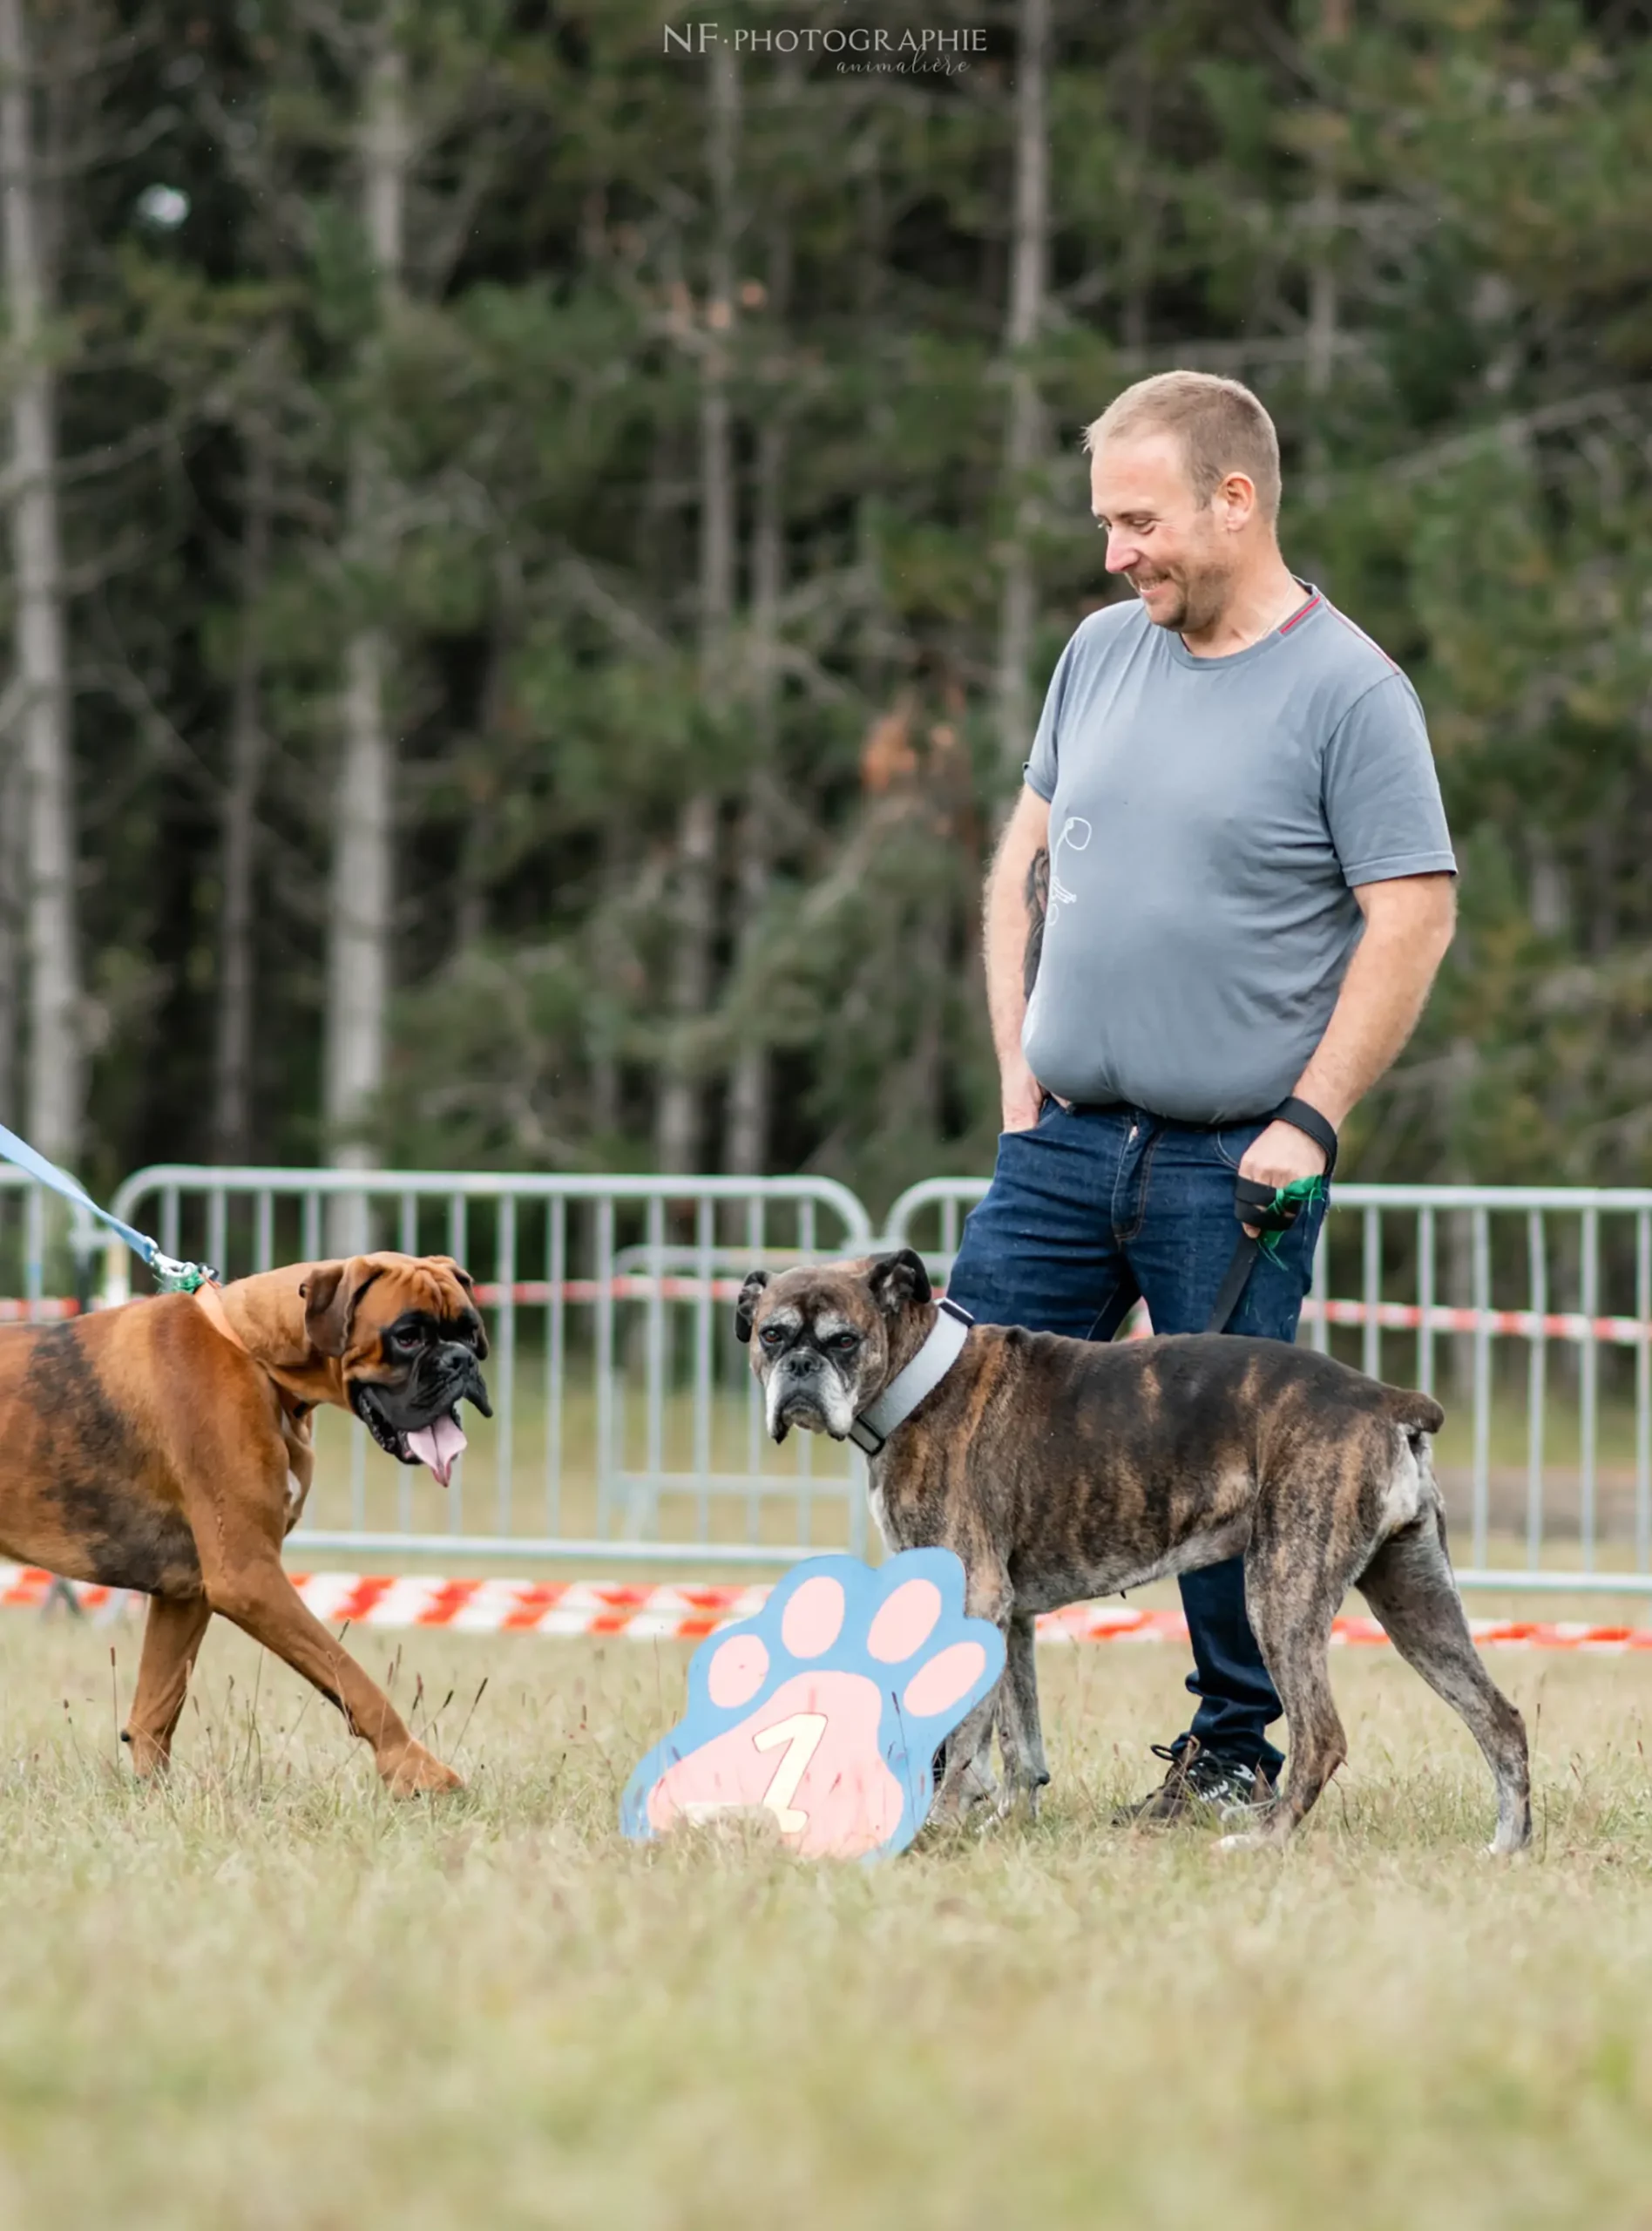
top-left (1148, 1738), bottom-right (1263, 1802)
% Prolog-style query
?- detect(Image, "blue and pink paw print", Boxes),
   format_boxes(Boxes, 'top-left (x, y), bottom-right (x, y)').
top-left (621, 1550), bottom-right (1005, 1861)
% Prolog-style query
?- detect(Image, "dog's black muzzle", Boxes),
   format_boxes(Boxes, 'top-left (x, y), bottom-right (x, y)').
top-left (352, 1345), bottom-right (492, 1448)
top-left (770, 1353), bottom-right (840, 1438)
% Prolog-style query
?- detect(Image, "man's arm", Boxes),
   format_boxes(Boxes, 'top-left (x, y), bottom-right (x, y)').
top-left (984, 785), bottom-right (1052, 1131)
top-left (1240, 871), bottom-right (1457, 1197)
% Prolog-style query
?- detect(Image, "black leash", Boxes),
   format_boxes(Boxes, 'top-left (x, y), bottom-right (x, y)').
top-left (1205, 1095), bottom-right (1338, 1333)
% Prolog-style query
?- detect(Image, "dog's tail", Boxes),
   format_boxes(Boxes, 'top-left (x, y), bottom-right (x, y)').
top-left (1382, 1385), bottom-right (1446, 1438)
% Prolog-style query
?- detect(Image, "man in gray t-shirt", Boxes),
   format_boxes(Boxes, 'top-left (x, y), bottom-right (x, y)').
top-left (1024, 589), bottom-right (1453, 1121)
top-left (944, 370), bottom-right (1457, 1824)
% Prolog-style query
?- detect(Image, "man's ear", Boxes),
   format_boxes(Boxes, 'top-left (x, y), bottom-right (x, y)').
top-left (300, 1258), bottom-right (383, 1359)
top-left (735, 1270), bottom-right (771, 1345)
top-left (867, 1247), bottom-right (932, 1314)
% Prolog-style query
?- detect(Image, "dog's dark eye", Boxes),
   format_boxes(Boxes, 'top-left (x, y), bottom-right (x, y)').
top-left (389, 1326), bottom-right (423, 1353)
top-left (758, 1326), bottom-right (785, 1349)
top-left (828, 1332), bottom-right (859, 1353)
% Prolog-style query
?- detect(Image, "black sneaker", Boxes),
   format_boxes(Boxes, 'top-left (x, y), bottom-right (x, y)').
top-left (1113, 1737), bottom-right (1276, 1828)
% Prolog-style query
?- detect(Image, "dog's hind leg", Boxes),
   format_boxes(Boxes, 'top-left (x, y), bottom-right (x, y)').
top-left (124, 1592), bottom-right (213, 1775)
top-left (1357, 1509), bottom-right (1531, 1855)
top-left (1236, 1531), bottom-right (1349, 1848)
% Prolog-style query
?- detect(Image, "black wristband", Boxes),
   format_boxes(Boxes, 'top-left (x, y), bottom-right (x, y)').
top-left (1232, 1175), bottom-right (1290, 1230)
top-left (1273, 1095), bottom-right (1338, 1179)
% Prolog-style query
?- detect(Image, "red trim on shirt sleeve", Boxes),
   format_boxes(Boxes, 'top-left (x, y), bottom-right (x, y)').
top-left (1277, 593), bottom-right (1324, 635)
top-left (1322, 602), bottom-right (1399, 670)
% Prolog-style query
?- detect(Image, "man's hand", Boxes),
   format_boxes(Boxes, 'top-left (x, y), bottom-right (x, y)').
top-left (1237, 1119), bottom-right (1327, 1236)
top-left (1001, 1058), bottom-right (1046, 1134)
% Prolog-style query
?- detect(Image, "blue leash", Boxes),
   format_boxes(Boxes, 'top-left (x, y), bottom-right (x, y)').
top-left (0, 1119), bottom-right (218, 1293)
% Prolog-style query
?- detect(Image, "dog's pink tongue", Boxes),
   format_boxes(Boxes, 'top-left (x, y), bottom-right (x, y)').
top-left (406, 1414), bottom-right (467, 1488)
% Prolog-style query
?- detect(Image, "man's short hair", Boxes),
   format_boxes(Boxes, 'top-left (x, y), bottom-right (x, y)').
top-left (1083, 371), bottom-right (1282, 525)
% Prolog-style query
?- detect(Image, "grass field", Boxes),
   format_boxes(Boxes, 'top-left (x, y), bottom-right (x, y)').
top-left (3, 1610), bottom-right (1652, 2228)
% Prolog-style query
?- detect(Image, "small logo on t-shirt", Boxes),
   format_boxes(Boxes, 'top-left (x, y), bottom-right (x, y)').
top-left (1049, 815), bottom-right (1092, 914)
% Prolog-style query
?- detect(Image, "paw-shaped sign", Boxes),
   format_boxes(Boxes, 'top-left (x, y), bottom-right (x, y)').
top-left (621, 1549), bottom-right (1005, 1861)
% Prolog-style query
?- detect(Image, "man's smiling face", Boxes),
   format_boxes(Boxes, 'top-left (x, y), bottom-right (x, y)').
top-left (1090, 430), bottom-right (1240, 637)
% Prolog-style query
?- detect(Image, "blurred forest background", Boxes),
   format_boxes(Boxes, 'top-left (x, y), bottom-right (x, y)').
top-left (3, 0), bottom-right (1651, 1218)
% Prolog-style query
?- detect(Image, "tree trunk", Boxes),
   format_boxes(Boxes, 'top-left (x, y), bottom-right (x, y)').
top-left (1, 0), bottom-right (81, 1166)
top-left (721, 416), bottom-right (782, 1178)
top-left (212, 423), bottom-right (272, 1163)
top-left (0, 735), bottom-right (23, 1128)
top-left (326, 18), bottom-right (405, 1242)
top-left (452, 622), bottom-right (510, 962)
top-left (1303, 0), bottom-right (1349, 488)
top-left (656, 41), bottom-right (738, 1175)
top-left (993, 0), bottom-right (1050, 791)
top-left (1527, 828), bottom-right (1569, 938)
top-left (902, 896), bottom-right (944, 1146)
top-left (723, 207), bottom-right (790, 1179)
top-left (326, 631), bottom-right (393, 1235)
top-left (588, 821), bottom-right (623, 1144)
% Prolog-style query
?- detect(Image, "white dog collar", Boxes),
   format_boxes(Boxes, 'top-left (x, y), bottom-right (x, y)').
top-left (848, 1297), bottom-right (974, 1457)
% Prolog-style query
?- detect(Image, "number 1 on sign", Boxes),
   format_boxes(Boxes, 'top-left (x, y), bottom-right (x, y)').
top-left (677, 1710), bottom-right (828, 1834)
top-left (751, 1712), bottom-right (828, 1833)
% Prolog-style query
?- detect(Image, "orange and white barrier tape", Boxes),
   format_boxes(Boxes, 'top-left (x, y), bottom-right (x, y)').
top-left (464, 1282), bottom-right (1652, 1350)
top-left (1039, 1601), bottom-right (1652, 1653)
top-left (1300, 1297), bottom-right (1651, 1349)
top-left (6, 1563), bottom-right (1652, 1652)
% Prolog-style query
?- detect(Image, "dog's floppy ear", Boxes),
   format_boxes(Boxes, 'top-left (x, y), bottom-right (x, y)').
top-left (300, 1258), bottom-right (384, 1359)
top-left (867, 1247), bottom-right (932, 1314)
top-left (735, 1269), bottom-right (771, 1345)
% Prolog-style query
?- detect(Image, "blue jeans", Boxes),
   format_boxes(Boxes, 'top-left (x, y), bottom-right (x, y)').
top-left (943, 1098), bottom-right (1329, 1780)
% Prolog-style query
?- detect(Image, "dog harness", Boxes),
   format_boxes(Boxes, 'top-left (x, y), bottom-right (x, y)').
top-left (1205, 1095), bottom-right (1338, 1333)
top-left (190, 1278), bottom-right (318, 1431)
top-left (848, 1297), bottom-right (975, 1457)
top-left (191, 1278), bottom-right (249, 1355)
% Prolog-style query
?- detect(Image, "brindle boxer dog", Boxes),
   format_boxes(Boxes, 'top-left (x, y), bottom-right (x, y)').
top-left (735, 1247), bottom-right (1531, 1854)
top-left (0, 1253), bottom-right (491, 1794)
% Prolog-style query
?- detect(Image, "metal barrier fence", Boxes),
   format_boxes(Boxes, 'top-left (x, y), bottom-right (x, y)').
top-left (0, 1167), bottom-right (101, 1319)
top-left (105, 1167), bottom-right (876, 1567)
top-left (885, 1177), bottom-right (1652, 1599)
top-left (0, 1158), bottom-right (1629, 1594)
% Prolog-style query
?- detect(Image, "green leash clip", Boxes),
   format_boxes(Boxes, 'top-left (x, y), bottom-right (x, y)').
top-left (1257, 1174), bottom-right (1330, 1264)
top-left (0, 1116), bottom-right (219, 1297)
top-left (151, 1254), bottom-right (219, 1294)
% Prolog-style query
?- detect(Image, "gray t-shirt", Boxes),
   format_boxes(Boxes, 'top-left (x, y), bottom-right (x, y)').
top-left (1021, 585), bottom-right (1455, 1123)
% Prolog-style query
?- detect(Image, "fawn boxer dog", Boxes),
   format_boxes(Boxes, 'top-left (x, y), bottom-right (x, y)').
top-left (736, 1247), bottom-right (1531, 1852)
top-left (0, 1253), bottom-right (491, 1794)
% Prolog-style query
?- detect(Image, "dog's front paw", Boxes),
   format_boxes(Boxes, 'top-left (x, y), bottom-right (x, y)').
top-left (989, 1776), bottom-right (1046, 1828)
top-left (384, 1743), bottom-right (464, 1797)
top-left (622, 1552), bottom-right (1004, 1861)
top-left (122, 1728), bottom-right (173, 1780)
